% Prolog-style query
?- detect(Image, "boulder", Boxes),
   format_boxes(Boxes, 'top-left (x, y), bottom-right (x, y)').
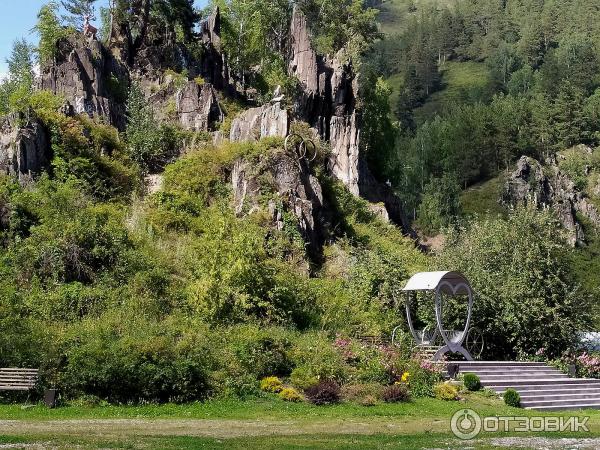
top-left (230, 103), bottom-right (289, 142)
top-left (0, 116), bottom-right (51, 182)
top-left (176, 81), bottom-right (223, 131)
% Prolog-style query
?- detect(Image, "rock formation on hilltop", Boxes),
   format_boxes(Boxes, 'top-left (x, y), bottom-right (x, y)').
top-left (38, 35), bottom-right (130, 130)
top-left (503, 151), bottom-right (600, 246)
top-left (0, 4), bottom-right (413, 261)
top-left (288, 6), bottom-right (410, 230)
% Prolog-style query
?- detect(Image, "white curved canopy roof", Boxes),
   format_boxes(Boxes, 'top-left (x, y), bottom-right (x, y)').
top-left (402, 271), bottom-right (471, 294)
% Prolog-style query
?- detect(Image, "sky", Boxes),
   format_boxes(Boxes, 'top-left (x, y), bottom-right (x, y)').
top-left (0, 0), bottom-right (209, 78)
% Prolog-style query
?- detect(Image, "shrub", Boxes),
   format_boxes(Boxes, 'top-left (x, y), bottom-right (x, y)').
top-left (504, 388), bottom-right (521, 407)
top-left (289, 332), bottom-right (348, 384)
top-left (260, 376), bottom-right (283, 393)
top-left (59, 314), bottom-right (215, 403)
top-left (304, 380), bottom-right (341, 405)
top-left (359, 395), bottom-right (378, 406)
top-left (278, 387), bottom-right (303, 402)
top-left (463, 373), bottom-right (481, 391)
top-left (290, 367), bottom-right (319, 390)
top-left (382, 384), bottom-right (411, 403)
top-left (340, 383), bottom-right (382, 403)
top-left (438, 205), bottom-right (592, 359)
top-left (434, 383), bottom-right (459, 401)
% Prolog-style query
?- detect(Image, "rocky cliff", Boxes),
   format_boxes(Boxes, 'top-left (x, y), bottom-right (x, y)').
top-left (287, 7), bottom-right (409, 231)
top-left (38, 35), bottom-right (130, 131)
top-left (503, 151), bottom-right (600, 246)
top-left (0, 115), bottom-right (51, 182)
top-left (0, 5), bottom-right (413, 260)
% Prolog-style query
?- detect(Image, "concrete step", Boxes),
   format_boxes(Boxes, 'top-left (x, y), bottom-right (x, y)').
top-left (478, 375), bottom-right (570, 383)
top-left (522, 397), bottom-right (600, 408)
top-left (468, 369), bottom-right (564, 376)
top-left (520, 392), bottom-right (600, 402)
top-left (458, 361), bottom-right (548, 366)
top-left (485, 378), bottom-right (600, 388)
top-left (497, 385), bottom-right (600, 396)
top-left (527, 402), bottom-right (600, 411)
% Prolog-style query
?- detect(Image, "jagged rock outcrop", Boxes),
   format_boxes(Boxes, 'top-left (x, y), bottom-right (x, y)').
top-left (230, 103), bottom-right (289, 142)
top-left (198, 7), bottom-right (233, 93)
top-left (176, 81), bottom-right (223, 131)
top-left (0, 115), bottom-right (51, 182)
top-left (38, 36), bottom-right (129, 130)
top-left (329, 113), bottom-right (360, 195)
top-left (503, 154), bottom-right (600, 246)
top-left (287, 7), bottom-right (409, 231)
top-left (232, 152), bottom-right (325, 257)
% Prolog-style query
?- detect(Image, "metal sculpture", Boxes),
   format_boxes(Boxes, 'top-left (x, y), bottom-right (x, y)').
top-left (399, 271), bottom-right (479, 361)
top-left (284, 134), bottom-right (318, 167)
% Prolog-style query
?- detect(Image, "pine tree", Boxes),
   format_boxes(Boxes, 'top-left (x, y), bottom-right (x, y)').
top-left (61, 0), bottom-right (97, 29)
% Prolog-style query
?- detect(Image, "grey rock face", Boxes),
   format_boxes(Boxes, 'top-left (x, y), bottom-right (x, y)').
top-left (503, 155), bottom-right (600, 246)
top-left (232, 152), bottom-right (324, 257)
top-left (38, 36), bottom-right (129, 130)
top-left (502, 156), bottom-right (552, 206)
top-left (176, 82), bottom-right (223, 131)
top-left (329, 113), bottom-right (360, 195)
top-left (230, 103), bottom-right (289, 142)
top-left (0, 116), bottom-right (51, 182)
top-left (289, 7), bottom-right (318, 97)
top-left (288, 7), bottom-right (409, 231)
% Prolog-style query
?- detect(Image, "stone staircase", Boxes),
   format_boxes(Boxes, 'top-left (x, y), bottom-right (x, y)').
top-left (457, 361), bottom-right (600, 411)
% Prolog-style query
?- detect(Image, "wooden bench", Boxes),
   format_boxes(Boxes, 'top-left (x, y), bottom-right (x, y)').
top-left (0, 368), bottom-right (39, 392)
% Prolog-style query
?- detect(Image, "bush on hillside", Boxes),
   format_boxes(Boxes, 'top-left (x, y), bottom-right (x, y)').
top-left (304, 380), bottom-right (341, 405)
top-left (438, 205), bottom-right (592, 359)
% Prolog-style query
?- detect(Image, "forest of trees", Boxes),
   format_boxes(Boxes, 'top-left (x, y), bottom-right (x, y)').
top-left (364, 0), bottom-right (600, 224)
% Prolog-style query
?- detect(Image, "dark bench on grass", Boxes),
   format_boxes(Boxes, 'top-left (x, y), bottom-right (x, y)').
top-left (0, 368), bottom-right (39, 392)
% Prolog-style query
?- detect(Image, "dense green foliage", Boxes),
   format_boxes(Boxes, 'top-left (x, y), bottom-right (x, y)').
top-left (0, 39), bottom-right (35, 115)
top-left (61, 0), bottom-right (97, 28)
top-left (437, 206), bottom-right (592, 359)
top-left (36, 1), bottom-right (71, 65)
top-left (367, 0), bottom-right (600, 231)
top-left (0, 0), bottom-right (596, 406)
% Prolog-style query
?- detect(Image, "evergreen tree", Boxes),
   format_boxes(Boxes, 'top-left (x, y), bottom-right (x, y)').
top-left (61, 0), bottom-right (97, 29)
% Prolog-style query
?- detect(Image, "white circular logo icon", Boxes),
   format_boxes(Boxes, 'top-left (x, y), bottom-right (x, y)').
top-left (451, 408), bottom-right (482, 440)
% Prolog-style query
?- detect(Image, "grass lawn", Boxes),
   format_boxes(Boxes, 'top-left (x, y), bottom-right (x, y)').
top-left (1, 394), bottom-right (599, 448)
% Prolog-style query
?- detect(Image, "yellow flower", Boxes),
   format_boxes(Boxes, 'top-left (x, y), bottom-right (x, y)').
top-left (401, 371), bottom-right (410, 382)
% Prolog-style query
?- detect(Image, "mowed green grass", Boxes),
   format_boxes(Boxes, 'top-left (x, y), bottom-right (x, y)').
top-left (1, 395), bottom-right (600, 448)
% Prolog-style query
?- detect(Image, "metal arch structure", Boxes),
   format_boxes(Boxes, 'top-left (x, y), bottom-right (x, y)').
top-left (402, 271), bottom-right (474, 361)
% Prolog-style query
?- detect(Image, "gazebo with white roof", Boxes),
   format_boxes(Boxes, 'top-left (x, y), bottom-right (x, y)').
top-left (401, 271), bottom-right (475, 361)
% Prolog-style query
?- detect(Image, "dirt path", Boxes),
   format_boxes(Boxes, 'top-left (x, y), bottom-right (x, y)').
top-left (0, 418), bottom-right (447, 439)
